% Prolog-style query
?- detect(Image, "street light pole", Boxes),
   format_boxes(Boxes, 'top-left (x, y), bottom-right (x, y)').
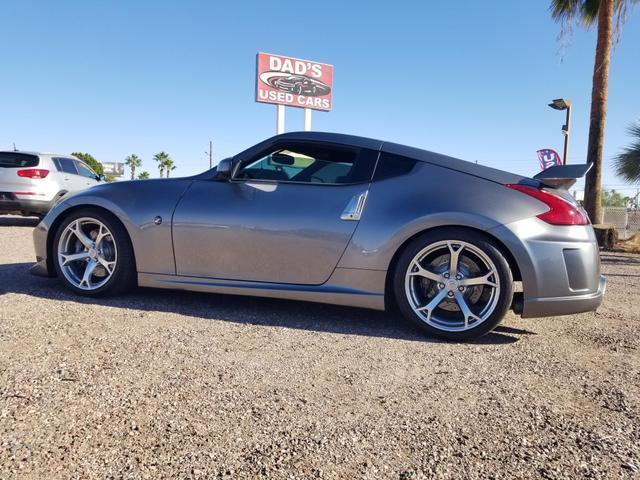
top-left (548, 98), bottom-right (572, 165)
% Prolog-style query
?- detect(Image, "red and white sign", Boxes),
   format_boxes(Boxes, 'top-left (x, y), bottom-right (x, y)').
top-left (256, 52), bottom-right (333, 112)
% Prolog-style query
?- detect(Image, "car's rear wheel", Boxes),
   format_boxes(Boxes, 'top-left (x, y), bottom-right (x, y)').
top-left (53, 209), bottom-right (136, 296)
top-left (393, 229), bottom-right (513, 341)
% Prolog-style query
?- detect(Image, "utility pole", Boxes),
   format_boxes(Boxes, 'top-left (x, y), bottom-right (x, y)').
top-left (206, 140), bottom-right (213, 169)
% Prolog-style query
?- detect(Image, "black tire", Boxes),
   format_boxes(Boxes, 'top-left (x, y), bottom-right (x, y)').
top-left (52, 208), bottom-right (137, 297)
top-left (393, 228), bottom-right (513, 341)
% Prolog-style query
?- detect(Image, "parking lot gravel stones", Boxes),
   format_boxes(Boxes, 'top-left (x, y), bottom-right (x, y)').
top-left (0, 216), bottom-right (638, 479)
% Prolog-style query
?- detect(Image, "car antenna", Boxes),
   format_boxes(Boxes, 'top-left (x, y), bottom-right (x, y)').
top-left (13, 142), bottom-right (17, 152)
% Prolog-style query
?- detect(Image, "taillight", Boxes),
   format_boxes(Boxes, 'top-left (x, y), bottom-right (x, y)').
top-left (506, 184), bottom-right (589, 225)
top-left (17, 169), bottom-right (49, 179)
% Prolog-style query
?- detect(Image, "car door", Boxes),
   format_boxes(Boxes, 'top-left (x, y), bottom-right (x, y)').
top-left (54, 157), bottom-right (83, 192)
top-left (74, 160), bottom-right (100, 187)
top-left (172, 141), bottom-right (379, 285)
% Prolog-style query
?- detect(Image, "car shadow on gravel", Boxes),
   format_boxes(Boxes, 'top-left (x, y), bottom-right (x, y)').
top-left (0, 216), bottom-right (40, 227)
top-left (0, 262), bottom-right (522, 345)
top-left (600, 253), bottom-right (640, 266)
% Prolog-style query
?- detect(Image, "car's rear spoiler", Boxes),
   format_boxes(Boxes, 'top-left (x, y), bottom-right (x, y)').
top-left (533, 163), bottom-right (592, 189)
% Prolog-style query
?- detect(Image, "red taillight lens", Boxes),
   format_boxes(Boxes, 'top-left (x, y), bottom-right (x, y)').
top-left (506, 184), bottom-right (589, 225)
top-left (17, 169), bottom-right (49, 179)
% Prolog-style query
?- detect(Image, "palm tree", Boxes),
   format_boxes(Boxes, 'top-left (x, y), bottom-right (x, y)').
top-left (163, 157), bottom-right (176, 178)
top-left (138, 171), bottom-right (150, 180)
top-left (124, 154), bottom-right (142, 180)
top-left (614, 121), bottom-right (640, 183)
top-left (154, 152), bottom-right (169, 178)
top-left (551, 0), bottom-right (637, 223)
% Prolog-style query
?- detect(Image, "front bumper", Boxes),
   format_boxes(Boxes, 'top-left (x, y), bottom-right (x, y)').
top-left (30, 218), bottom-right (54, 277)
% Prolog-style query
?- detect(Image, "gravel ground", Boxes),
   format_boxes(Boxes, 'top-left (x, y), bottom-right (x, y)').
top-left (1, 215), bottom-right (639, 479)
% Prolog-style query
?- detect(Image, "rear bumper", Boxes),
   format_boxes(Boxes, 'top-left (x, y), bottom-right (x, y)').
top-left (0, 196), bottom-right (52, 215)
top-left (522, 274), bottom-right (606, 318)
top-left (489, 218), bottom-right (605, 319)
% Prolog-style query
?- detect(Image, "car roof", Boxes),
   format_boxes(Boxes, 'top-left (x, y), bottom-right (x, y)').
top-left (269, 132), bottom-right (525, 184)
top-left (0, 150), bottom-right (76, 158)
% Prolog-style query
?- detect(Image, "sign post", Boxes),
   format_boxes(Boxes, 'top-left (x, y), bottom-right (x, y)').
top-left (277, 104), bottom-right (285, 134)
top-left (304, 108), bottom-right (312, 131)
top-left (256, 52), bottom-right (333, 133)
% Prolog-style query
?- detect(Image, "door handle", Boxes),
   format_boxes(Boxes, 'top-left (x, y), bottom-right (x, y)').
top-left (341, 191), bottom-right (368, 221)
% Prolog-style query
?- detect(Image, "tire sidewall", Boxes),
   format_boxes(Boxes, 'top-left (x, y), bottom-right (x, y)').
top-left (393, 228), bottom-right (513, 341)
top-left (53, 208), bottom-right (135, 297)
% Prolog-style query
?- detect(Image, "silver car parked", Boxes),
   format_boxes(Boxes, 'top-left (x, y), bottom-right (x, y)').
top-left (0, 151), bottom-right (103, 218)
top-left (30, 132), bottom-right (606, 340)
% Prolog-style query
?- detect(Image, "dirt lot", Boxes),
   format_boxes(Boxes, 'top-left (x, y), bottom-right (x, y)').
top-left (1, 216), bottom-right (639, 479)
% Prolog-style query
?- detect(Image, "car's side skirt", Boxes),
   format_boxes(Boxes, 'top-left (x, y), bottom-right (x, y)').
top-left (137, 267), bottom-right (387, 311)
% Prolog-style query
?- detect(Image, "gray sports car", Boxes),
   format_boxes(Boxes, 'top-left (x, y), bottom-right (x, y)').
top-left (31, 132), bottom-right (606, 340)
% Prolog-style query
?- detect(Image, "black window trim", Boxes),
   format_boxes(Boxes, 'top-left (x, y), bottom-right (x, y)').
top-left (53, 157), bottom-right (79, 175)
top-left (229, 140), bottom-right (379, 187)
top-left (73, 159), bottom-right (98, 179)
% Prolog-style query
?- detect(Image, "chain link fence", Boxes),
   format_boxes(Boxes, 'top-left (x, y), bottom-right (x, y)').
top-left (602, 207), bottom-right (640, 240)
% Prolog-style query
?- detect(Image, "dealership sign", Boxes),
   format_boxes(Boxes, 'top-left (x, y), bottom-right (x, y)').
top-left (256, 52), bottom-right (333, 112)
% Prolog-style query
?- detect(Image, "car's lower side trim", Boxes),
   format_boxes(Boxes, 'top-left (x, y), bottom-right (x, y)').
top-left (521, 274), bottom-right (606, 318)
top-left (138, 267), bottom-right (387, 311)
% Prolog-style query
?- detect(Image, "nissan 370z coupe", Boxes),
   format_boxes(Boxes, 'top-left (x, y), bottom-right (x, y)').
top-left (31, 132), bottom-right (606, 340)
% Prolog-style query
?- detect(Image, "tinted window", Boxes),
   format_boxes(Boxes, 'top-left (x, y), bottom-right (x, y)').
top-left (373, 152), bottom-right (417, 181)
top-left (52, 158), bottom-right (63, 171)
top-left (0, 152), bottom-right (39, 168)
top-left (234, 144), bottom-right (376, 185)
top-left (75, 161), bottom-right (97, 179)
top-left (56, 157), bottom-right (78, 174)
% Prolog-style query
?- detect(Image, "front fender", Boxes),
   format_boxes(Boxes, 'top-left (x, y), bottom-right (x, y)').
top-left (34, 180), bottom-right (193, 276)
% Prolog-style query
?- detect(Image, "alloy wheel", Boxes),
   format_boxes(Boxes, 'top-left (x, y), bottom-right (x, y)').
top-left (404, 240), bottom-right (501, 332)
top-left (57, 217), bottom-right (117, 291)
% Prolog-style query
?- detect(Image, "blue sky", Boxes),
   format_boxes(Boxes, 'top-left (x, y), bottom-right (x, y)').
top-left (1, 1), bottom-right (638, 194)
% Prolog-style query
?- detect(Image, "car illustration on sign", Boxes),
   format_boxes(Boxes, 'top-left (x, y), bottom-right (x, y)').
top-left (31, 132), bottom-right (606, 341)
top-left (270, 74), bottom-right (331, 96)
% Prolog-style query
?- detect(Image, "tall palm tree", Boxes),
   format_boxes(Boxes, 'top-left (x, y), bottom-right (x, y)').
top-left (154, 152), bottom-right (169, 178)
top-left (614, 121), bottom-right (640, 183)
top-left (124, 154), bottom-right (142, 180)
top-left (163, 157), bottom-right (176, 178)
top-left (551, 0), bottom-right (637, 223)
top-left (138, 171), bottom-right (150, 180)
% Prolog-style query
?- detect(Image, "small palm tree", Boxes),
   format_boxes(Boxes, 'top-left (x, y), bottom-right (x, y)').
top-left (614, 121), bottom-right (640, 183)
top-left (154, 152), bottom-right (169, 178)
top-left (138, 171), bottom-right (150, 180)
top-left (163, 157), bottom-right (176, 178)
top-left (124, 154), bottom-right (142, 180)
top-left (550, 0), bottom-right (638, 223)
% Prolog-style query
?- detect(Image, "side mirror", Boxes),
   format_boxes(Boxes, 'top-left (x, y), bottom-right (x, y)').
top-left (97, 174), bottom-right (106, 182)
top-left (216, 158), bottom-right (233, 179)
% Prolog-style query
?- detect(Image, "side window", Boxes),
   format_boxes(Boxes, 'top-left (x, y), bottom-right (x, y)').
top-left (75, 161), bottom-right (97, 179)
top-left (234, 143), bottom-right (376, 185)
top-left (373, 152), bottom-right (417, 181)
top-left (51, 158), bottom-right (62, 171)
top-left (56, 158), bottom-right (78, 175)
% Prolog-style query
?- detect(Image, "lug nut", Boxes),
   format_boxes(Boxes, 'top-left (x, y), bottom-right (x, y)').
top-left (438, 283), bottom-right (445, 289)
top-left (458, 286), bottom-right (464, 291)
top-left (448, 291), bottom-right (454, 297)
top-left (456, 274), bottom-right (462, 280)
top-left (444, 273), bottom-right (449, 279)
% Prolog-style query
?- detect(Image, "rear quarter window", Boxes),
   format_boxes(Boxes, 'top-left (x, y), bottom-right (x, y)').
top-left (0, 152), bottom-right (39, 168)
top-left (373, 152), bottom-right (417, 181)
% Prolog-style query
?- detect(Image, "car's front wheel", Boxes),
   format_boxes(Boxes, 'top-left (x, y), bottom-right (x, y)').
top-left (53, 209), bottom-right (136, 296)
top-left (393, 229), bottom-right (513, 341)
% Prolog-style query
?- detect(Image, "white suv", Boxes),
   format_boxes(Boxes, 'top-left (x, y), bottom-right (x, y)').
top-left (0, 151), bottom-right (103, 218)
